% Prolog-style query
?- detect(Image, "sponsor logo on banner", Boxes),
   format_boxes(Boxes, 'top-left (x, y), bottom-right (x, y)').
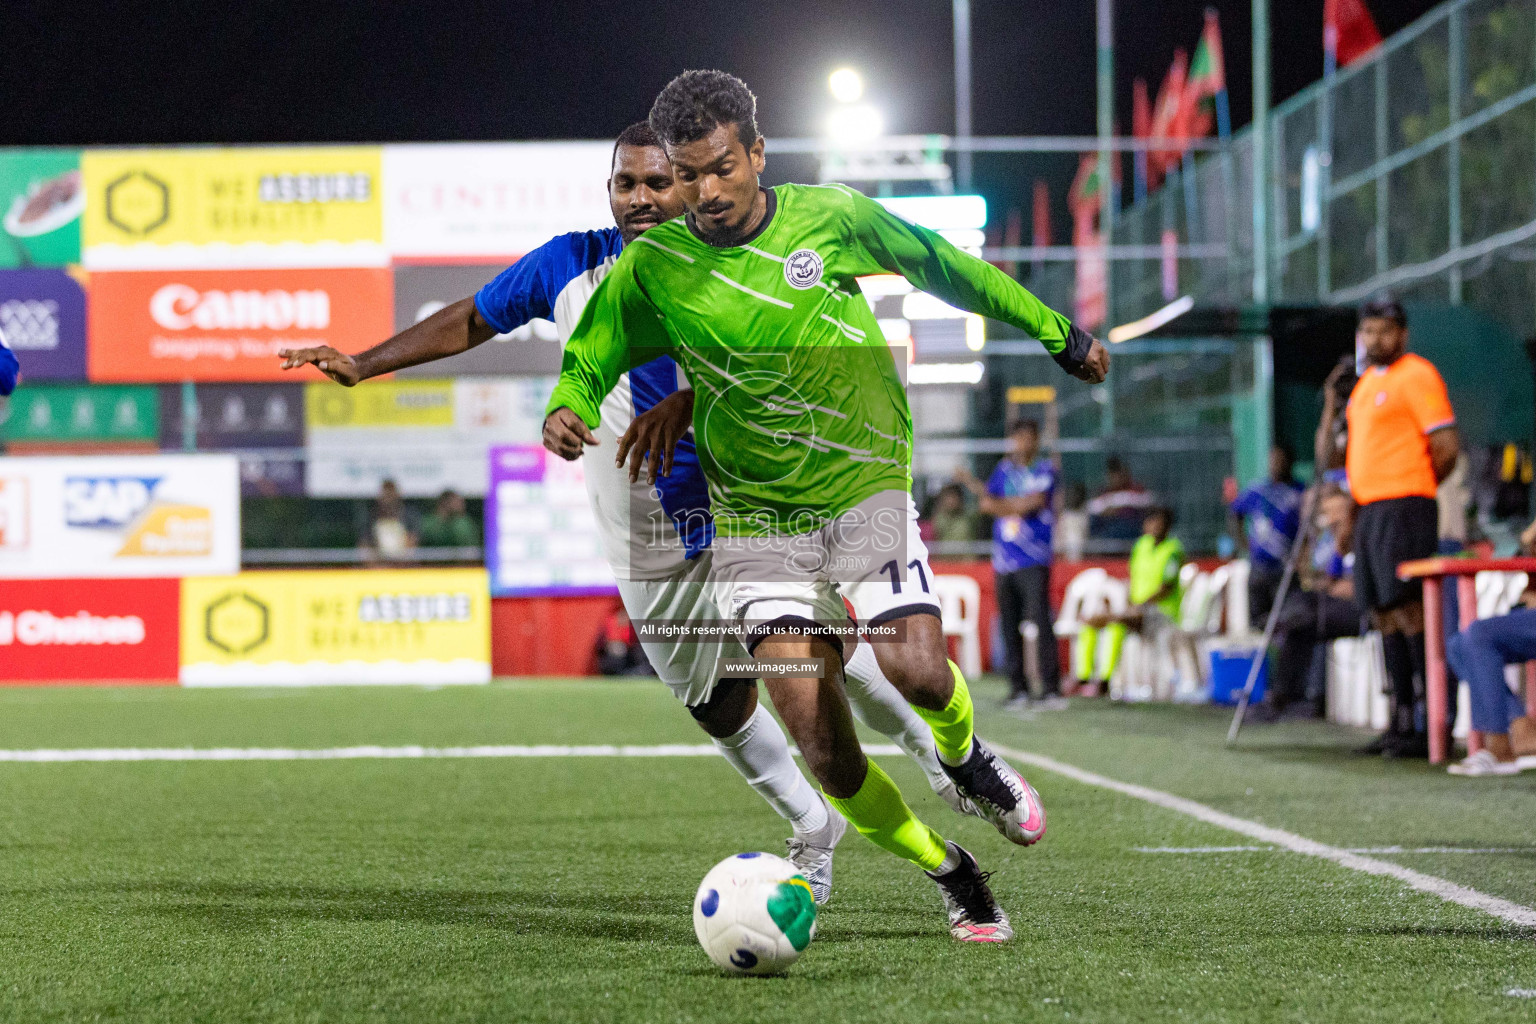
top-left (487, 443), bottom-right (615, 597)
top-left (383, 143), bottom-right (613, 262)
top-left (0, 578), bottom-right (179, 683)
top-left (392, 264), bottom-right (561, 377)
top-left (0, 454), bottom-right (239, 578)
top-left (0, 383), bottom-right (159, 452)
top-left (0, 268), bottom-right (87, 380)
top-left (82, 147), bottom-right (385, 268)
top-left (87, 268), bottom-right (393, 381)
top-left (0, 476), bottom-right (29, 551)
top-left (179, 569), bottom-right (491, 685)
top-left (156, 382), bottom-right (306, 496)
top-left (304, 377), bottom-right (553, 498)
top-left (0, 150), bottom-right (83, 267)
top-left (304, 378), bottom-right (454, 428)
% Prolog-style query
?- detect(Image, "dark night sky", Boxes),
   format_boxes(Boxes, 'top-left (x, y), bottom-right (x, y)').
top-left (4, 0), bottom-right (1441, 219)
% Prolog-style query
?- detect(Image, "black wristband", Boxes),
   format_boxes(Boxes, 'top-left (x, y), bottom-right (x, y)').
top-left (1051, 323), bottom-right (1096, 375)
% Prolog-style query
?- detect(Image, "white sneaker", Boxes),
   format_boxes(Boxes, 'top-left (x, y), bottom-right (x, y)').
top-left (785, 795), bottom-right (847, 905)
top-left (929, 769), bottom-right (983, 821)
top-left (926, 842), bottom-right (1013, 942)
top-left (1447, 749), bottom-right (1525, 776)
top-left (940, 737), bottom-right (1047, 846)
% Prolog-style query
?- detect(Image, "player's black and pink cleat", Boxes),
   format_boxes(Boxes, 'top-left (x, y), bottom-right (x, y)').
top-left (926, 842), bottom-right (1012, 942)
top-left (940, 737), bottom-right (1047, 846)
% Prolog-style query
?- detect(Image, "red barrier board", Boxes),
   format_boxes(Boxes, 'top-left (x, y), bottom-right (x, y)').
top-left (0, 578), bottom-right (179, 683)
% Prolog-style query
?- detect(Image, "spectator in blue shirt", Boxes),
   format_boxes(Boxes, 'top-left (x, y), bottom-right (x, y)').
top-left (1230, 445), bottom-right (1304, 627)
top-left (959, 420), bottom-right (1063, 709)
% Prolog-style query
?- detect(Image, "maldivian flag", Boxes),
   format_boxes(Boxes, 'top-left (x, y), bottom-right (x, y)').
top-left (1180, 9), bottom-right (1225, 140)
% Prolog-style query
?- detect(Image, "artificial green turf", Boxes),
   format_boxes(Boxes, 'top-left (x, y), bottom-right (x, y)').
top-left (0, 678), bottom-right (1533, 1023)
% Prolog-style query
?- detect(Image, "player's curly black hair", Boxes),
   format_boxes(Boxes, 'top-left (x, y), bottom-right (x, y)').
top-left (648, 70), bottom-right (760, 149)
top-left (612, 120), bottom-right (661, 163)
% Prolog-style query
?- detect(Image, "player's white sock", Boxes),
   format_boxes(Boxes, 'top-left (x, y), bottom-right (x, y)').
top-left (843, 640), bottom-right (948, 789)
top-left (713, 704), bottom-right (829, 835)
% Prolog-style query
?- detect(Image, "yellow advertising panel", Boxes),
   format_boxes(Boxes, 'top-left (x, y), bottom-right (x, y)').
top-left (83, 147), bottom-right (383, 261)
top-left (305, 379), bottom-right (455, 428)
top-left (179, 568), bottom-right (490, 685)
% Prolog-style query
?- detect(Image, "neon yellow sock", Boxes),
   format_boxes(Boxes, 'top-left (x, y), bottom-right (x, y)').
top-left (912, 661), bottom-right (974, 766)
top-left (1076, 625), bottom-right (1099, 680)
top-left (824, 760), bottom-right (949, 872)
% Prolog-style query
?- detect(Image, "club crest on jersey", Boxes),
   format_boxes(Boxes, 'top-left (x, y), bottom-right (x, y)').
top-left (784, 249), bottom-right (824, 290)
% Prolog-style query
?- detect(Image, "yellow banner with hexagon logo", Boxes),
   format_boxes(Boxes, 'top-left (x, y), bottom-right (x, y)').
top-left (179, 568), bottom-right (490, 685)
top-left (82, 147), bottom-right (384, 268)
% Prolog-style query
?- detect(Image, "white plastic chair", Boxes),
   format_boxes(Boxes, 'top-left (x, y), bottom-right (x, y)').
top-left (931, 574), bottom-right (982, 679)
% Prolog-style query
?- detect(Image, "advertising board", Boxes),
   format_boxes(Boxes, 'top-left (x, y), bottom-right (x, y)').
top-left (0, 577), bottom-right (179, 683)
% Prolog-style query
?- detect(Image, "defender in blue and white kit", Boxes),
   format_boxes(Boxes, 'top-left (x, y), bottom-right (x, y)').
top-left (279, 122), bottom-right (966, 903)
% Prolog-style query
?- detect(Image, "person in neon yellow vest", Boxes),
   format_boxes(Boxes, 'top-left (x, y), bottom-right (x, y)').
top-left (1074, 506), bottom-right (1185, 694)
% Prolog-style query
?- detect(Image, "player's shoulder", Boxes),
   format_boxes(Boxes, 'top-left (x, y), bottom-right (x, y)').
top-left (541, 227), bottom-right (624, 269)
top-left (1396, 352), bottom-right (1445, 384)
top-left (619, 218), bottom-right (697, 267)
top-left (780, 181), bottom-right (862, 217)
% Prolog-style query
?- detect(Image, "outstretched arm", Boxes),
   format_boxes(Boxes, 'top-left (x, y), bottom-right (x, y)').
top-left (280, 298), bottom-right (497, 385)
top-left (544, 260), bottom-right (674, 460)
top-left (844, 189), bottom-right (1108, 383)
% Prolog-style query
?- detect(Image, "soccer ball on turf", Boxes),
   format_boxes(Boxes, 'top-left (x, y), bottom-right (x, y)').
top-left (692, 852), bottom-right (817, 975)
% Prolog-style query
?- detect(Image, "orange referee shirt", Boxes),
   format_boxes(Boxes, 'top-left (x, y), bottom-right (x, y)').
top-left (1345, 352), bottom-right (1455, 504)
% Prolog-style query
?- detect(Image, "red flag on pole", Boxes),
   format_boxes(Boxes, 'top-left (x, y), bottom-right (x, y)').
top-left (1324, 0), bottom-right (1382, 70)
top-left (1148, 49), bottom-right (1189, 183)
top-left (1133, 77), bottom-right (1152, 201)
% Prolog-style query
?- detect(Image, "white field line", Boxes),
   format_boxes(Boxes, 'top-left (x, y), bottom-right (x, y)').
top-left (992, 744), bottom-right (1536, 930)
top-left (0, 743), bottom-right (905, 764)
top-left (1136, 845), bottom-right (1536, 855)
top-left (6, 738), bottom-right (1534, 929)
top-left (1508, 988), bottom-right (1536, 997)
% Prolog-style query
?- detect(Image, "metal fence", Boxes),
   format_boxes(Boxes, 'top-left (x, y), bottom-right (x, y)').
top-left (1033, 0), bottom-right (1536, 339)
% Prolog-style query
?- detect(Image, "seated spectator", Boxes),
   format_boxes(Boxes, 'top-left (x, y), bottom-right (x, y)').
top-left (925, 482), bottom-right (979, 545)
top-left (365, 479), bottom-right (417, 562)
top-left (1073, 506), bottom-right (1184, 695)
top-left (1087, 456), bottom-right (1154, 542)
top-left (419, 489), bottom-right (479, 548)
top-left (1252, 487), bottom-right (1362, 722)
top-left (1229, 445), bottom-right (1304, 627)
top-left (1443, 517), bottom-right (1536, 775)
top-left (596, 606), bottom-right (652, 676)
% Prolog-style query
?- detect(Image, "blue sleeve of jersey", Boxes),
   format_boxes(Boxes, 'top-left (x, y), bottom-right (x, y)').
top-left (986, 463), bottom-right (1008, 497)
top-left (473, 232), bottom-right (597, 335)
top-left (1230, 487), bottom-right (1258, 516)
top-left (0, 334), bottom-right (17, 396)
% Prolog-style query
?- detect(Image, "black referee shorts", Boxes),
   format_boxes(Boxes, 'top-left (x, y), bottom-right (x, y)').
top-left (1352, 495), bottom-right (1438, 614)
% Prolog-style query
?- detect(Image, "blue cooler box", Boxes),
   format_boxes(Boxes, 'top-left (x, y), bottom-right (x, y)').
top-left (1208, 647), bottom-right (1268, 705)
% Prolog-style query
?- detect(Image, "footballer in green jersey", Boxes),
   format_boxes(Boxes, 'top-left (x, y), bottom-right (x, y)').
top-left (545, 70), bottom-right (1108, 942)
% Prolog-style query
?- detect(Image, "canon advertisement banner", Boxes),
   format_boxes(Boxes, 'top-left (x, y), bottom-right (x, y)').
top-left (0, 268), bottom-right (87, 380)
top-left (0, 578), bottom-right (179, 684)
top-left (391, 264), bottom-right (562, 377)
top-left (383, 143), bottom-right (613, 263)
top-left (87, 268), bottom-right (393, 382)
top-left (0, 453), bottom-right (240, 578)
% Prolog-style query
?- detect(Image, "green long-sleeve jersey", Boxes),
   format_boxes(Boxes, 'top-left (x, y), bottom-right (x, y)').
top-left (547, 182), bottom-right (1091, 537)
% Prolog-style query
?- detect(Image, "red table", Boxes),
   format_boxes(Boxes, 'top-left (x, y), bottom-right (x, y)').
top-left (1397, 557), bottom-right (1536, 764)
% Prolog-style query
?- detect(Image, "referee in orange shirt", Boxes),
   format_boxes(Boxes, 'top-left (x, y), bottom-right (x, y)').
top-left (1318, 295), bottom-right (1459, 757)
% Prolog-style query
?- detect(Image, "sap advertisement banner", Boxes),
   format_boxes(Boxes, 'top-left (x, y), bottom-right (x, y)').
top-left (0, 578), bottom-right (180, 683)
top-left (305, 378), bottom-right (553, 497)
top-left (0, 269), bottom-right (87, 380)
top-left (383, 143), bottom-right (613, 263)
top-left (486, 444), bottom-right (614, 597)
top-left (81, 147), bottom-right (385, 268)
top-left (87, 268), bottom-right (394, 381)
top-left (0, 453), bottom-right (240, 578)
top-left (179, 568), bottom-right (491, 685)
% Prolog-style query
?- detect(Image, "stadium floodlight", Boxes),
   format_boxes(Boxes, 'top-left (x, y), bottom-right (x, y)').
top-left (825, 103), bottom-right (884, 144)
top-left (828, 67), bottom-right (865, 103)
